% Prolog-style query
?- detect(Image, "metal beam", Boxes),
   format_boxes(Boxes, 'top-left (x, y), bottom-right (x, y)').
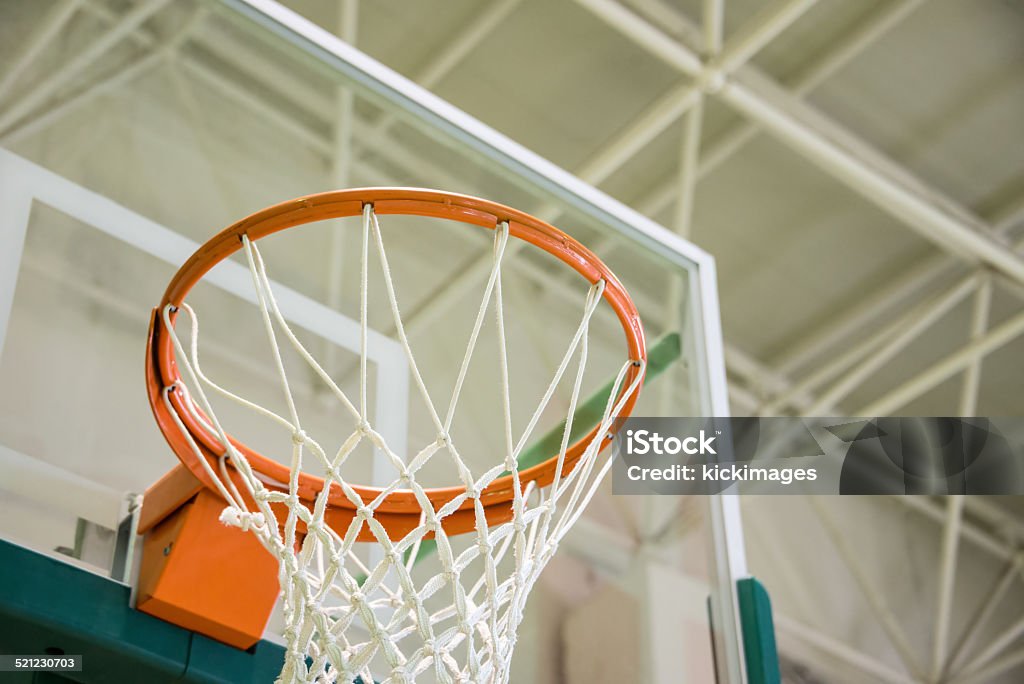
top-left (930, 496), bottom-right (964, 681)
top-left (409, 0), bottom-right (522, 91)
top-left (963, 497), bottom-right (1024, 545)
top-left (944, 554), bottom-right (1023, 676)
top-left (656, 93), bottom-right (705, 411)
top-left (897, 497), bottom-right (1020, 565)
top-left (773, 200), bottom-right (1023, 380)
top-left (3, 48), bottom-right (165, 146)
top-left (810, 498), bottom-right (924, 679)
top-left (758, 300), bottom-right (918, 415)
top-left (674, 100), bottom-right (704, 240)
top-left (856, 306), bottom-right (1024, 415)
top-left (702, 0), bottom-right (724, 55)
top-left (574, 0), bottom-right (817, 186)
top-left (324, 0), bottom-right (359, 378)
top-left (953, 649), bottom-right (1024, 684)
top-left (227, 0), bottom-right (717, 272)
top-left (0, 0), bottom-right (172, 135)
top-left (0, 0), bottom-right (87, 103)
top-left (956, 614), bottom-right (1024, 681)
top-left (775, 614), bottom-right (916, 684)
top-left (725, 344), bottom-right (816, 413)
top-left (573, 0), bottom-right (1024, 285)
top-left (802, 274), bottom-right (976, 414)
top-left (710, 0), bottom-right (820, 76)
top-left (772, 249), bottom-right (961, 379)
top-left (361, 0), bottom-right (522, 142)
top-left (579, 83), bottom-right (703, 186)
top-left (638, 0), bottom-right (931, 221)
top-left (958, 273), bottom-right (993, 416)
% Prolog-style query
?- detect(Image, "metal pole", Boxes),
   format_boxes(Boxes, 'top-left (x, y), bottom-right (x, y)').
top-left (857, 307), bottom-right (1024, 415)
top-left (775, 614), bottom-right (917, 684)
top-left (803, 275), bottom-right (977, 414)
top-left (956, 615), bottom-right (1024, 680)
top-left (702, 0), bottom-right (724, 54)
top-left (572, 0), bottom-right (1024, 285)
top-left (576, 84), bottom-right (704, 186)
top-left (0, 0), bottom-right (87, 103)
top-left (897, 496), bottom-right (1019, 563)
top-left (958, 273), bottom-right (993, 416)
top-left (711, 0), bottom-right (821, 75)
top-left (930, 496), bottom-right (964, 681)
top-left (573, 0), bottom-right (819, 186)
top-left (363, 0), bottom-right (523, 140)
top-left (810, 498), bottom-right (924, 679)
top-left (953, 649), bottom-right (1024, 684)
top-left (944, 554), bottom-right (1023, 675)
top-left (639, 0), bottom-right (931, 219)
top-left (324, 0), bottom-right (359, 379)
top-left (0, 0), bottom-right (172, 134)
top-left (759, 283), bottom-right (962, 415)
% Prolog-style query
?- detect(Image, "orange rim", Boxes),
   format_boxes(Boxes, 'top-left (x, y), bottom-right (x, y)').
top-left (146, 188), bottom-right (646, 539)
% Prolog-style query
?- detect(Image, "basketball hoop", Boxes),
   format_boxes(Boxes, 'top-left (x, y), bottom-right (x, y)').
top-left (144, 188), bottom-right (646, 683)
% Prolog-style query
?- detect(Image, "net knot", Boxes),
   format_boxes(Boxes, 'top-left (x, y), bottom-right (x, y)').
top-left (291, 429), bottom-right (307, 445)
top-left (324, 643), bottom-right (346, 667)
top-left (435, 431), bottom-right (450, 447)
top-left (357, 419), bottom-right (371, 434)
top-left (386, 550), bottom-right (401, 565)
top-left (476, 540), bottom-right (492, 555)
top-left (350, 591), bottom-right (365, 604)
top-left (356, 506), bottom-right (373, 521)
top-left (219, 506), bottom-right (265, 532)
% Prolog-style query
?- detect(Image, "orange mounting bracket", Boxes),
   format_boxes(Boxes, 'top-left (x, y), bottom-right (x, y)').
top-left (136, 466), bottom-right (280, 650)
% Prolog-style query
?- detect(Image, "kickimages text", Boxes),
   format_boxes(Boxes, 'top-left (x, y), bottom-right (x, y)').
top-left (623, 428), bottom-right (818, 486)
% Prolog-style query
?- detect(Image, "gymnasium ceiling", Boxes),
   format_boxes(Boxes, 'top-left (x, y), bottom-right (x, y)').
top-left (269, 0), bottom-right (1024, 417)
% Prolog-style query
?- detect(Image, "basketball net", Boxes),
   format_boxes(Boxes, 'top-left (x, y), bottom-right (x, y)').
top-left (160, 205), bottom-right (644, 683)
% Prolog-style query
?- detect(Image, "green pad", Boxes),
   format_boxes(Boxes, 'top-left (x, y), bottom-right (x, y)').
top-left (0, 539), bottom-right (293, 683)
top-left (737, 577), bottom-right (781, 684)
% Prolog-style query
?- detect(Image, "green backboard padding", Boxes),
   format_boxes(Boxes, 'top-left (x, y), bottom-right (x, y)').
top-left (0, 539), bottom-right (190, 682)
top-left (0, 539), bottom-right (287, 683)
top-left (737, 577), bottom-right (781, 684)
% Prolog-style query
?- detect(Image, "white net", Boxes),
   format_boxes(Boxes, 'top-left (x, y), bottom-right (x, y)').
top-left (160, 205), bottom-right (644, 683)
